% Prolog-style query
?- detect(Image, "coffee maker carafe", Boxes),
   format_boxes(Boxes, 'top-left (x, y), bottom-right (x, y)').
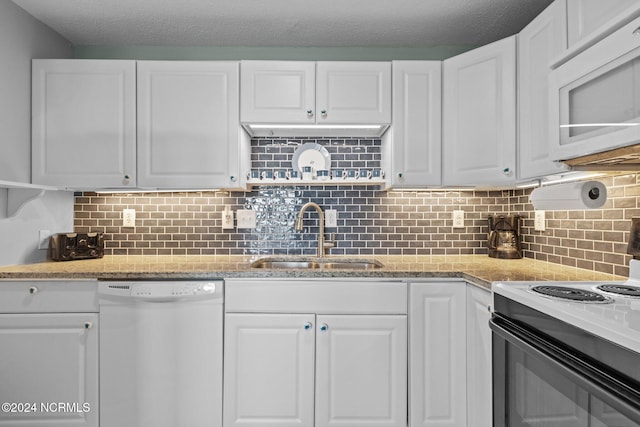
top-left (488, 214), bottom-right (522, 259)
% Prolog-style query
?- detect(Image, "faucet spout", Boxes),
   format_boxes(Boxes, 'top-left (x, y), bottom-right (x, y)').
top-left (295, 202), bottom-right (326, 257)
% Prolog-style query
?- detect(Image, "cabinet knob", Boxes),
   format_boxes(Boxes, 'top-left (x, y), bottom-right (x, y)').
top-left (502, 167), bottom-right (513, 176)
top-left (230, 176), bottom-right (237, 183)
top-left (307, 110), bottom-right (314, 118)
top-left (319, 324), bottom-right (328, 332)
top-left (320, 110), bottom-right (327, 119)
top-left (633, 26), bottom-right (640, 36)
top-left (84, 322), bottom-right (93, 329)
top-left (123, 174), bottom-right (131, 185)
top-left (304, 322), bottom-right (312, 330)
top-left (28, 286), bottom-right (38, 295)
top-left (398, 172), bottom-right (404, 179)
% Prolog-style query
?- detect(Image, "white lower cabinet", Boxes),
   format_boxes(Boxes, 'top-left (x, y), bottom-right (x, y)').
top-left (409, 281), bottom-right (492, 427)
top-left (409, 281), bottom-right (467, 427)
top-left (0, 281), bottom-right (99, 427)
top-left (466, 286), bottom-right (492, 427)
top-left (224, 312), bottom-right (407, 427)
top-left (223, 279), bottom-right (407, 427)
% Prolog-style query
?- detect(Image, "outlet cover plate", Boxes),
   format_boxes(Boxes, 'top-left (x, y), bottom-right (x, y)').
top-left (222, 209), bottom-right (234, 229)
top-left (453, 210), bottom-right (465, 228)
top-left (123, 209), bottom-right (136, 227)
top-left (534, 210), bottom-right (546, 232)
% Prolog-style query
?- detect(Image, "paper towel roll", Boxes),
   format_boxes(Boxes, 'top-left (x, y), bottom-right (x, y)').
top-left (529, 180), bottom-right (607, 210)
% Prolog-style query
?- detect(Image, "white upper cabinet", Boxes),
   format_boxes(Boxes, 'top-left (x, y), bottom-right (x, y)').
top-left (442, 36), bottom-right (517, 187)
top-left (549, 15), bottom-right (640, 162)
top-left (137, 61), bottom-right (246, 189)
top-left (518, 0), bottom-right (570, 180)
top-left (32, 60), bottom-right (136, 189)
top-left (566, 0), bottom-right (640, 52)
top-left (240, 61), bottom-right (391, 128)
top-left (390, 61), bottom-right (442, 187)
top-left (240, 61), bottom-right (316, 124)
top-left (316, 62), bottom-right (391, 124)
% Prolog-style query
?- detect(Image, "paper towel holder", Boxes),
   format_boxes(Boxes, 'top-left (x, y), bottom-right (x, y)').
top-left (529, 180), bottom-right (607, 210)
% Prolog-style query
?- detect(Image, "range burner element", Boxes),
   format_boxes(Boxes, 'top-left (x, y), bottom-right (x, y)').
top-left (596, 284), bottom-right (640, 298)
top-left (531, 285), bottom-right (612, 303)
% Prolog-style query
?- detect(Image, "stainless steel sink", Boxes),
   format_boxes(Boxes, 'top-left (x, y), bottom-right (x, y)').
top-left (251, 260), bottom-right (321, 269)
top-left (250, 258), bottom-right (383, 270)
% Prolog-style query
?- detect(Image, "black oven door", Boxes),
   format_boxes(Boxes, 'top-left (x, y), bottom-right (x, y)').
top-left (491, 315), bottom-right (640, 427)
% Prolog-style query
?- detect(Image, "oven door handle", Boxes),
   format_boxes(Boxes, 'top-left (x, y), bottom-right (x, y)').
top-left (490, 316), bottom-right (640, 421)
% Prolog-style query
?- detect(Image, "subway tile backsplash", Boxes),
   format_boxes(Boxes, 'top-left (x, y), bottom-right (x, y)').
top-left (74, 137), bottom-right (638, 276)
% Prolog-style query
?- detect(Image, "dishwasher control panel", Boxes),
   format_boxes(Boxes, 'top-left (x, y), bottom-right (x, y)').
top-left (99, 281), bottom-right (221, 300)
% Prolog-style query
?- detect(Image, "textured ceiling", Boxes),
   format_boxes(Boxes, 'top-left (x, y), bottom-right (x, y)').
top-left (11, 0), bottom-right (554, 47)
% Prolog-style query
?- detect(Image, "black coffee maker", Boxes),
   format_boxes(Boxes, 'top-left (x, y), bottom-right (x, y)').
top-left (488, 214), bottom-right (522, 259)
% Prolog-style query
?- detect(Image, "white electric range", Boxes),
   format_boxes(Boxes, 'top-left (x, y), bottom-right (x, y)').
top-left (491, 260), bottom-right (640, 426)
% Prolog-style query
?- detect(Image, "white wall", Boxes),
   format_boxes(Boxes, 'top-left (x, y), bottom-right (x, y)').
top-left (0, 191), bottom-right (74, 265)
top-left (0, 1), bottom-right (74, 265)
top-left (0, 0), bottom-right (72, 182)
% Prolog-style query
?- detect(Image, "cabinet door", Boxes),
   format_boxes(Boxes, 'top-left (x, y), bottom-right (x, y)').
top-left (0, 313), bottom-right (98, 427)
top-left (240, 61), bottom-right (316, 124)
top-left (466, 286), bottom-right (492, 427)
top-left (409, 282), bottom-right (467, 427)
top-left (137, 61), bottom-right (241, 189)
top-left (223, 313), bottom-right (315, 427)
top-left (316, 62), bottom-right (391, 124)
top-left (518, 0), bottom-right (570, 180)
top-left (32, 59), bottom-right (136, 189)
top-left (391, 61), bottom-right (442, 187)
top-left (443, 37), bottom-right (516, 186)
top-left (567, 0), bottom-right (640, 50)
top-left (315, 314), bottom-right (407, 427)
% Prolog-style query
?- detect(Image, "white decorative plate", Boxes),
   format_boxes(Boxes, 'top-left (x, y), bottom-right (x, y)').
top-left (291, 143), bottom-right (331, 173)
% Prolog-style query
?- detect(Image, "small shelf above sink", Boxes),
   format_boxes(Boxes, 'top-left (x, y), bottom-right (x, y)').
top-left (250, 258), bottom-right (383, 270)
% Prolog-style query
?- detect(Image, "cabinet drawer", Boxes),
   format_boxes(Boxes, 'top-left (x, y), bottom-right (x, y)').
top-left (225, 279), bottom-right (407, 314)
top-left (0, 280), bottom-right (98, 313)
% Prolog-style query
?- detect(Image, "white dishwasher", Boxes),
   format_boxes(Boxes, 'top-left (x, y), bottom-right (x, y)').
top-left (98, 280), bottom-right (223, 427)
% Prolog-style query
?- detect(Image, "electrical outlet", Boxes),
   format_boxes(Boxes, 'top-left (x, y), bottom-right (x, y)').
top-left (123, 209), bottom-right (136, 227)
top-left (237, 209), bottom-right (256, 229)
top-left (534, 210), bottom-right (546, 232)
top-left (38, 230), bottom-right (51, 250)
top-left (325, 209), bottom-right (338, 228)
top-left (453, 210), bottom-right (465, 228)
top-left (222, 208), bottom-right (234, 229)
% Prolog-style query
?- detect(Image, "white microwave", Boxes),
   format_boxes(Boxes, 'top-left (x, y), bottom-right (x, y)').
top-left (549, 15), bottom-right (640, 161)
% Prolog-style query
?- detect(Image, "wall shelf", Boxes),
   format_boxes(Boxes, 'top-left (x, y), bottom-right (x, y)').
top-left (0, 181), bottom-right (59, 219)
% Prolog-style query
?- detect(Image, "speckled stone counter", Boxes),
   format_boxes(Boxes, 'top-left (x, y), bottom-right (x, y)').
top-left (0, 255), bottom-right (625, 290)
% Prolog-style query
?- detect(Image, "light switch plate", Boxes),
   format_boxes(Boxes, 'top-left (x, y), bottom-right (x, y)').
top-left (237, 209), bottom-right (256, 229)
top-left (453, 210), bottom-right (465, 228)
top-left (325, 209), bottom-right (338, 228)
top-left (534, 210), bottom-right (546, 232)
top-left (123, 209), bottom-right (136, 227)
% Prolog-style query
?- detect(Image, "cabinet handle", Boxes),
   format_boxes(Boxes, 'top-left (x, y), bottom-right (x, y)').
top-left (304, 322), bottom-right (313, 330)
top-left (633, 26), bottom-right (640, 36)
top-left (307, 110), bottom-right (314, 118)
top-left (28, 286), bottom-right (38, 295)
top-left (320, 110), bottom-right (327, 119)
top-left (319, 324), bottom-right (328, 332)
top-left (83, 322), bottom-right (93, 329)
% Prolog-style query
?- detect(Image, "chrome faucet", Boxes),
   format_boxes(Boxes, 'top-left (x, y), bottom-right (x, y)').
top-left (294, 202), bottom-right (335, 258)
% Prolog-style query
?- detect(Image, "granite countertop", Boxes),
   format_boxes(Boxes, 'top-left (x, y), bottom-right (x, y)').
top-left (0, 255), bottom-right (625, 290)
